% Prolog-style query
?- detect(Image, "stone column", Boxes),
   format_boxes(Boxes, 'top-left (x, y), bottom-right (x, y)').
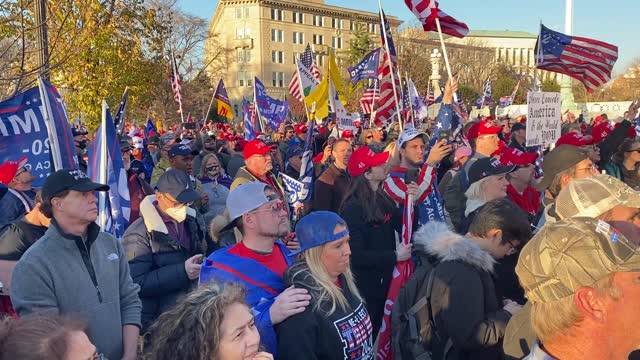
top-left (430, 49), bottom-right (442, 98)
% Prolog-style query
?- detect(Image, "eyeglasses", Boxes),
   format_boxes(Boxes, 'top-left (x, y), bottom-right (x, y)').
top-left (626, 149), bottom-right (640, 154)
top-left (206, 165), bottom-right (220, 171)
top-left (251, 200), bottom-right (287, 214)
top-left (15, 167), bottom-right (27, 177)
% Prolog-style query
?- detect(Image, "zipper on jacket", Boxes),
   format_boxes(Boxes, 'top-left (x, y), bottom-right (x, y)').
top-left (76, 236), bottom-right (103, 304)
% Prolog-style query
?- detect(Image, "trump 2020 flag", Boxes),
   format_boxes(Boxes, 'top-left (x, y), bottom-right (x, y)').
top-left (297, 119), bottom-right (314, 203)
top-left (408, 79), bottom-right (429, 121)
top-left (243, 98), bottom-right (256, 141)
top-left (279, 173), bottom-right (306, 205)
top-left (88, 101), bottom-right (131, 238)
top-left (348, 48), bottom-right (382, 86)
top-left (254, 77), bottom-right (289, 131)
top-left (1, 82), bottom-right (78, 187)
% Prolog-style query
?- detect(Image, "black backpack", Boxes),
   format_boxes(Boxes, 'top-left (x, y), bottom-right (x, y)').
top-left (391, 263), bottom-right (453, 360)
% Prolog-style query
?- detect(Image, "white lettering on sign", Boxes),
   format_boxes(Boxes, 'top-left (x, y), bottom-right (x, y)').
top-left (526, 92), bottom-right (561, 147)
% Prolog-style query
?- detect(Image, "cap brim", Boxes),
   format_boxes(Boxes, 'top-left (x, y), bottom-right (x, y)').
top-left (175, 188), bottom-right (202, 204)
top-left (371, 151), bottom-right (390, 168)
top-left (492, 164), bottom-right (517, 177)
top-left (71, 182), bottom-right (110, 193)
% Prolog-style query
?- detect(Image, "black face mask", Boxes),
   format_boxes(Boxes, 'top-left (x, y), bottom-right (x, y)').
top-left (75, 140), bottom-right (87, 149)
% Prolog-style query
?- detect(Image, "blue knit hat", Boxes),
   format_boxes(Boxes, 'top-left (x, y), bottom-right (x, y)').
top-left (290, 211), bottom-right (349, 256)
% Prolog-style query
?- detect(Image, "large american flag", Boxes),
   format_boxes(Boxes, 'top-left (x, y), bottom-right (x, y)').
top-left (536, 24), bottom-right (618, 93)
top-left (360, 80), bottom-right (380, 114)
top-left (404, 0), bottom-right (469, 38)
top-left (169, 52), bottom-right (183, 114)
top-left (288, 44), bottom-right (321, 101)
top-left (375, 9), bottom-right (402, 126)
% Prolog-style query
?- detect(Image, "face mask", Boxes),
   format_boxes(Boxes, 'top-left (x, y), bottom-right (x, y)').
top-left (165, 205), bottom-right (187, 222)
top-left (75, 140), bottom-right (87, 150)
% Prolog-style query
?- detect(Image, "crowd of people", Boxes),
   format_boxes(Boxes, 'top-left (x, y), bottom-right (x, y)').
top-left (1, 76), bottom-right (640, 360)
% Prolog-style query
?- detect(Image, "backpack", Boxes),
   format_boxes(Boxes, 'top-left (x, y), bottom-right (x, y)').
top-left (391, 261), bottom-right (453, 360)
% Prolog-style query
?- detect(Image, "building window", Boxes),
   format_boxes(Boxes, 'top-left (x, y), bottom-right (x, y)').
top-left (233, 104), bottom-right (238, 117)
top-left (293, 12), bottom-right (304, 24)
top-left (315, 54), bottom-right (324, 66)
top-left (237, 49), bottom-right (251, 63)
top-left (236, 7), bottom-right (250, 19)
top-left (368, 23), bottom-right (377, 34)
top-left (293, 52), bottom-right (299, 64)
top-left (272, 72), bottom-right (285, 87)
top-left (236, 28), bottom-right (251, 39)
top-left (332, 37), bottom-right (342, 49)
top-left (293, 32), bottom-right (305, 45)
top-left (271, 8), bottom-right (283, 21)
top-left (332, 18), bottom-right (344, 29)
top-left (238, 71), bottom-right (253, 87)
top-left (272, 50), bottom-right (284, 63)
top-left (235, 8), bottom-right (242, 19)
top-left (313, 15), bottom-right (324, 27)
top-left (313, 34), bottom-right (324, 45)
top-left (271, 29), bottom-right (284, 42)
top-left (350, 21), bottom-right (357, 31)
top-left (244, 7), bottom-right (250, 18)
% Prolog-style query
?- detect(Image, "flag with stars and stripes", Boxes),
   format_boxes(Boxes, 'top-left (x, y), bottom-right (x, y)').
top-left (499, 80), bottom-right (520, 108)
top-left (88, 101), bottom-right (131, 239)
top-left (169, 51), bottom-right (183, 114)
top-left (288, 44), bottom-right (322, 101)
top-left (113, 88), bottom-right (129, 134)
top-left (535, 24), bottom-right (618, 93)
top-left (374, 9), bottom-right (403, 127)
top-left (360, 80), bottom-right (380, 114)
top-left (476, 79), bottom-right (492, 109)
top-left (404, 0), bottom-right (469, 39)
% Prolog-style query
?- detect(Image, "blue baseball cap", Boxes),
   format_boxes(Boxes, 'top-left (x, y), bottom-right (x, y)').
top-left (290, 211), bottom-right (349, 256)
top-left (156, 169), bottom-right (201, 204)
top-left (168, 143), bottom-right (198, 158)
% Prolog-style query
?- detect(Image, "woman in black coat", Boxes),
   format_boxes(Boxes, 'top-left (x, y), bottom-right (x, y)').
top-left (339, 145), bottom-right (412, 335)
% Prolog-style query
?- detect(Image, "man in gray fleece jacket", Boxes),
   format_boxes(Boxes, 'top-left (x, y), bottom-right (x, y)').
top-left (10, 169), bottom-right (142, 360)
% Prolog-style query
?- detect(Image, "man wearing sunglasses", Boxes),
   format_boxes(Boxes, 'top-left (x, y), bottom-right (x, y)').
top-left (200, 182), bottom-right (311, 356)
top-left (0, 156), bottom-right (36, 234)
top-left (122, 169), bottom-right (213, 331)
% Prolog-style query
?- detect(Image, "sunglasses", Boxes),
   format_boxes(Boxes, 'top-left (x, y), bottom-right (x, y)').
top-left (252, 200), bottom-right (287, 214)
top-left (206, 165), bottom-right (220, 171)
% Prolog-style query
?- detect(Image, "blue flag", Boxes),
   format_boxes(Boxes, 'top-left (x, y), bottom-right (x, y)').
top-left (297, 119), bottom-right (314, 203)
top-left (348, 48), bottom-right (382, 85)
top-left (254, 77), bottom-right (289, 131)
top-left (243, 98), bottom-right (256, 141)
top-left (476, 79), bottom-right (492, 108)
top-left (144, 118), bottom-right (157, 138)
top-left (87, 102), bottom-right (131, 238)
top-left (0, 82), bottom-right (78, 187)
top-left (279, 173), bottom-right (305, 205)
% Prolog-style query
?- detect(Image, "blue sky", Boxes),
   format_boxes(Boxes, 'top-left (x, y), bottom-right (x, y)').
top-left (177, 0), bottom-right (638, 74)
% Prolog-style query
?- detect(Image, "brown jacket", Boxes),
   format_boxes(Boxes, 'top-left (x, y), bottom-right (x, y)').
top-left (312, 164), bottom-right (350, 213)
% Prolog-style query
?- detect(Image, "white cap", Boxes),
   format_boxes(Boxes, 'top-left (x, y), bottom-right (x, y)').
top-left (132, 136), bottom-right (144, 149)
top-left (397, 127), bottom-right (428, 149)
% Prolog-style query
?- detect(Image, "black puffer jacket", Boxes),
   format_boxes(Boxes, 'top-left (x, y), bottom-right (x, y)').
top-left (412, 222), bottom-right (512, 360)
top-left (122, 195), bottom-right (215, 330)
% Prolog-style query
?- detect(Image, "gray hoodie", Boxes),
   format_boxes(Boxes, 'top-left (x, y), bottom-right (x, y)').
top-left (10, 220), bottom-right (142, 360)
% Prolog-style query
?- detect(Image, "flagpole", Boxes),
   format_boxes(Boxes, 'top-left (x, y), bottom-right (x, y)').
top-left (37, 77), bottom-right (63, 170)
top-left (534, 22), bottom-right (543, 92)
top-left (378, 0), bottom-right (403, 133)
top-left (98, 100), bottom-right (108, 231)
top-left (434, 17), bottom-right (458, 103)
top-left (204, 80), bottom-right (218, 122)
top-left (171, 47), bottom-right (185, 123)
top-left (406, 73), bottom-right (416, 127)
top-left (370, 80), bottom-right (379, 128)
top-left (253, 78), bottom-right (266, 133)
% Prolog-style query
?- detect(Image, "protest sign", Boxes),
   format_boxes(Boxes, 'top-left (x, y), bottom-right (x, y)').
top-left (526, 92), bottom-right (561, 147)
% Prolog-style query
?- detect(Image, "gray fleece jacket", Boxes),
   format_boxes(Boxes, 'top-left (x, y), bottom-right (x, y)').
top-left (10, 220), bottom-right (142, 360)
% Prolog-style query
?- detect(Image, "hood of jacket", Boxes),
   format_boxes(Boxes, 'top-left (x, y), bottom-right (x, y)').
top-left (413, 221), bottom-right (495, 273)
top-left (139, 195), bottom-right (197, 234)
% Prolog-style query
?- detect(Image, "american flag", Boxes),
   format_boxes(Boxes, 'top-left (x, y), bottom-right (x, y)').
top-left (536, 24), bottom-right (618, 93)
top-left (452, 89), bottom-right (469, 121)
top-left (113, 88), bottom-right (128, 134)
top-left (476, 79), bottom-right (492, 109)
top-left (375, 9), bottom-right (402, 127)
top-left (499, 80), bottom-right (520, 108)
top-left (288, 44), bottom-right (321, 101)
top-left (403, 0), bottom-right (469, 38)
top-left (426, 85), bottom-right (435, 106)
top-left (169, 52), bottom-right (183, 114)
top-left (360, 79), bottom-right (380, 114)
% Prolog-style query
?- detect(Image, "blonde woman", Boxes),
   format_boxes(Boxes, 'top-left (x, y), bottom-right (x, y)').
top-left (277, 211), bottom-right (374, 360)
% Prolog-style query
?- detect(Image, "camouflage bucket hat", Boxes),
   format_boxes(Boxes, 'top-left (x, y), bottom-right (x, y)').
top-left (516, 217), bottom-right (640, 304)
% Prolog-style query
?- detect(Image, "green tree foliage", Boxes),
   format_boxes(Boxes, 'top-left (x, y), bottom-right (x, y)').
top-left (542, 79), bottom-right (561, 93)
top-left (347, 22), bottom-right (372, 66)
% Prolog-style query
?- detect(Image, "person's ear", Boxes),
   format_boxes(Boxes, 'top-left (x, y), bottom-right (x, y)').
top-left (574, 286), bottom-right (609, 323)
top-left (486, 228), bottom-right (503, 242)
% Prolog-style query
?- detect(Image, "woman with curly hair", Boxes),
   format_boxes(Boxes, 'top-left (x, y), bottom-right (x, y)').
top-left (145, 282), bottom-right (271, 360)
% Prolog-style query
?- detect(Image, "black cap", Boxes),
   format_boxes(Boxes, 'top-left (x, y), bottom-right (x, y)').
top-left (148, 135), bottom-right (160, 146)
top-left (535, 145), bottom-right (588, 191)
top-left (156, 169), bottom-right (201, 204)
top-left (511, 123), bottom-right (526, 133)
top-left (168, 143), bottom-right (198, 158)
top-left (129, 160), bottom-right (146, 176)
top-left (72, 127), bottom-right (88, 137)
top-left (42, 169), bottom-right (110, 200)
top-left (468, 157), bottom-right (516, 185)
top-left (119, 139), bottom-right (132, 152)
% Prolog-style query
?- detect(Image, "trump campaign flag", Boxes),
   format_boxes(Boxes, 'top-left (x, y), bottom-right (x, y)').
top-left (536, 24), bottom-right (618, 93)
top-left (0, 81), bottom-right (78, 187)
top-left (254, 77), bottom-right (289, 131)
top-left (242, 98), bottom-right (256, 141)
top-left (404, 0), bottom-right (469, 38)
top-left (214, 79), bottom-right (234, 119)
top-left (476, 79), bottom-right (492, 109)
top-left (348, 48), bottom-right (382, 86)
top-left (408, 79), bottom-right (429, 121)
top-left (87, 101), bottom-right (131, 238)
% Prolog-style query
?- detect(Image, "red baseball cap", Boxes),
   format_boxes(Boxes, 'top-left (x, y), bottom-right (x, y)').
top-left (354, 120), bottom-right (362, 128)
top-left (341, 130), bottom-right (354, 139)
top-left (500, 147), bottom-right (538, 166)
top-left (468, 120), bottom-right (502, 140)
top-left (0, 156), bottom-right (27, 185)
top-left (295, 123), bottom-right (308, 135)
top-left (347, 146), bottom-right (389, 177)
top-left (491, 140), bottom-right (506, 157)
top-left (555, 132), bottom-right (594, 147)
top-left (243, 140), bottom-right (273, 159)
top-left (591, 121), bottom-right (613, 143)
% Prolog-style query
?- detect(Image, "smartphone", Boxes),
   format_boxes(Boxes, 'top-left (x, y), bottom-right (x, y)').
top-left (405, 168), bottom-right (420, 184)
top-left (437, 130), bottom-right (451, 143)
top-left (184, 122), bottom-right (196, 130)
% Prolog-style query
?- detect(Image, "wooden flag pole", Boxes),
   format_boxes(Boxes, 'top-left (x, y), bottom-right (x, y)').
top-left (434, 17), bottom-right (458, 103)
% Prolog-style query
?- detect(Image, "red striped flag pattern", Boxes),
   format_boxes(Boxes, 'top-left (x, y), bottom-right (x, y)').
top-left (360, 80), bottom-right (380, 114)
top-left (169, 54), bottom-right (182, 113)
top-left (404, 0), bottom-right (469, 39)
top-left (288, 44), bottom-right (322, 101)
top-left (536, 24), bottom-right (618, 93)
top-left (375, 10), bottom-right (402, 127)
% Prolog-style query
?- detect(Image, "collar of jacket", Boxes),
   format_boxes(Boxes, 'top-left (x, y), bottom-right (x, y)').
top-left (412, 221), bottom-right (495, 273)
top-left (139, 195), bottom-right (197, 234)
top-left (328, 163), bottom-right (349, 178)
top-left (50, 218), bottom-right (100, 248)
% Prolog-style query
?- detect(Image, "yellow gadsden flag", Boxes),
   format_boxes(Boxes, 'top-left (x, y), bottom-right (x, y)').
top-left (304, 75), bottom-right (329, 120)
top-left (328, 52), bottom-right (347, 102)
